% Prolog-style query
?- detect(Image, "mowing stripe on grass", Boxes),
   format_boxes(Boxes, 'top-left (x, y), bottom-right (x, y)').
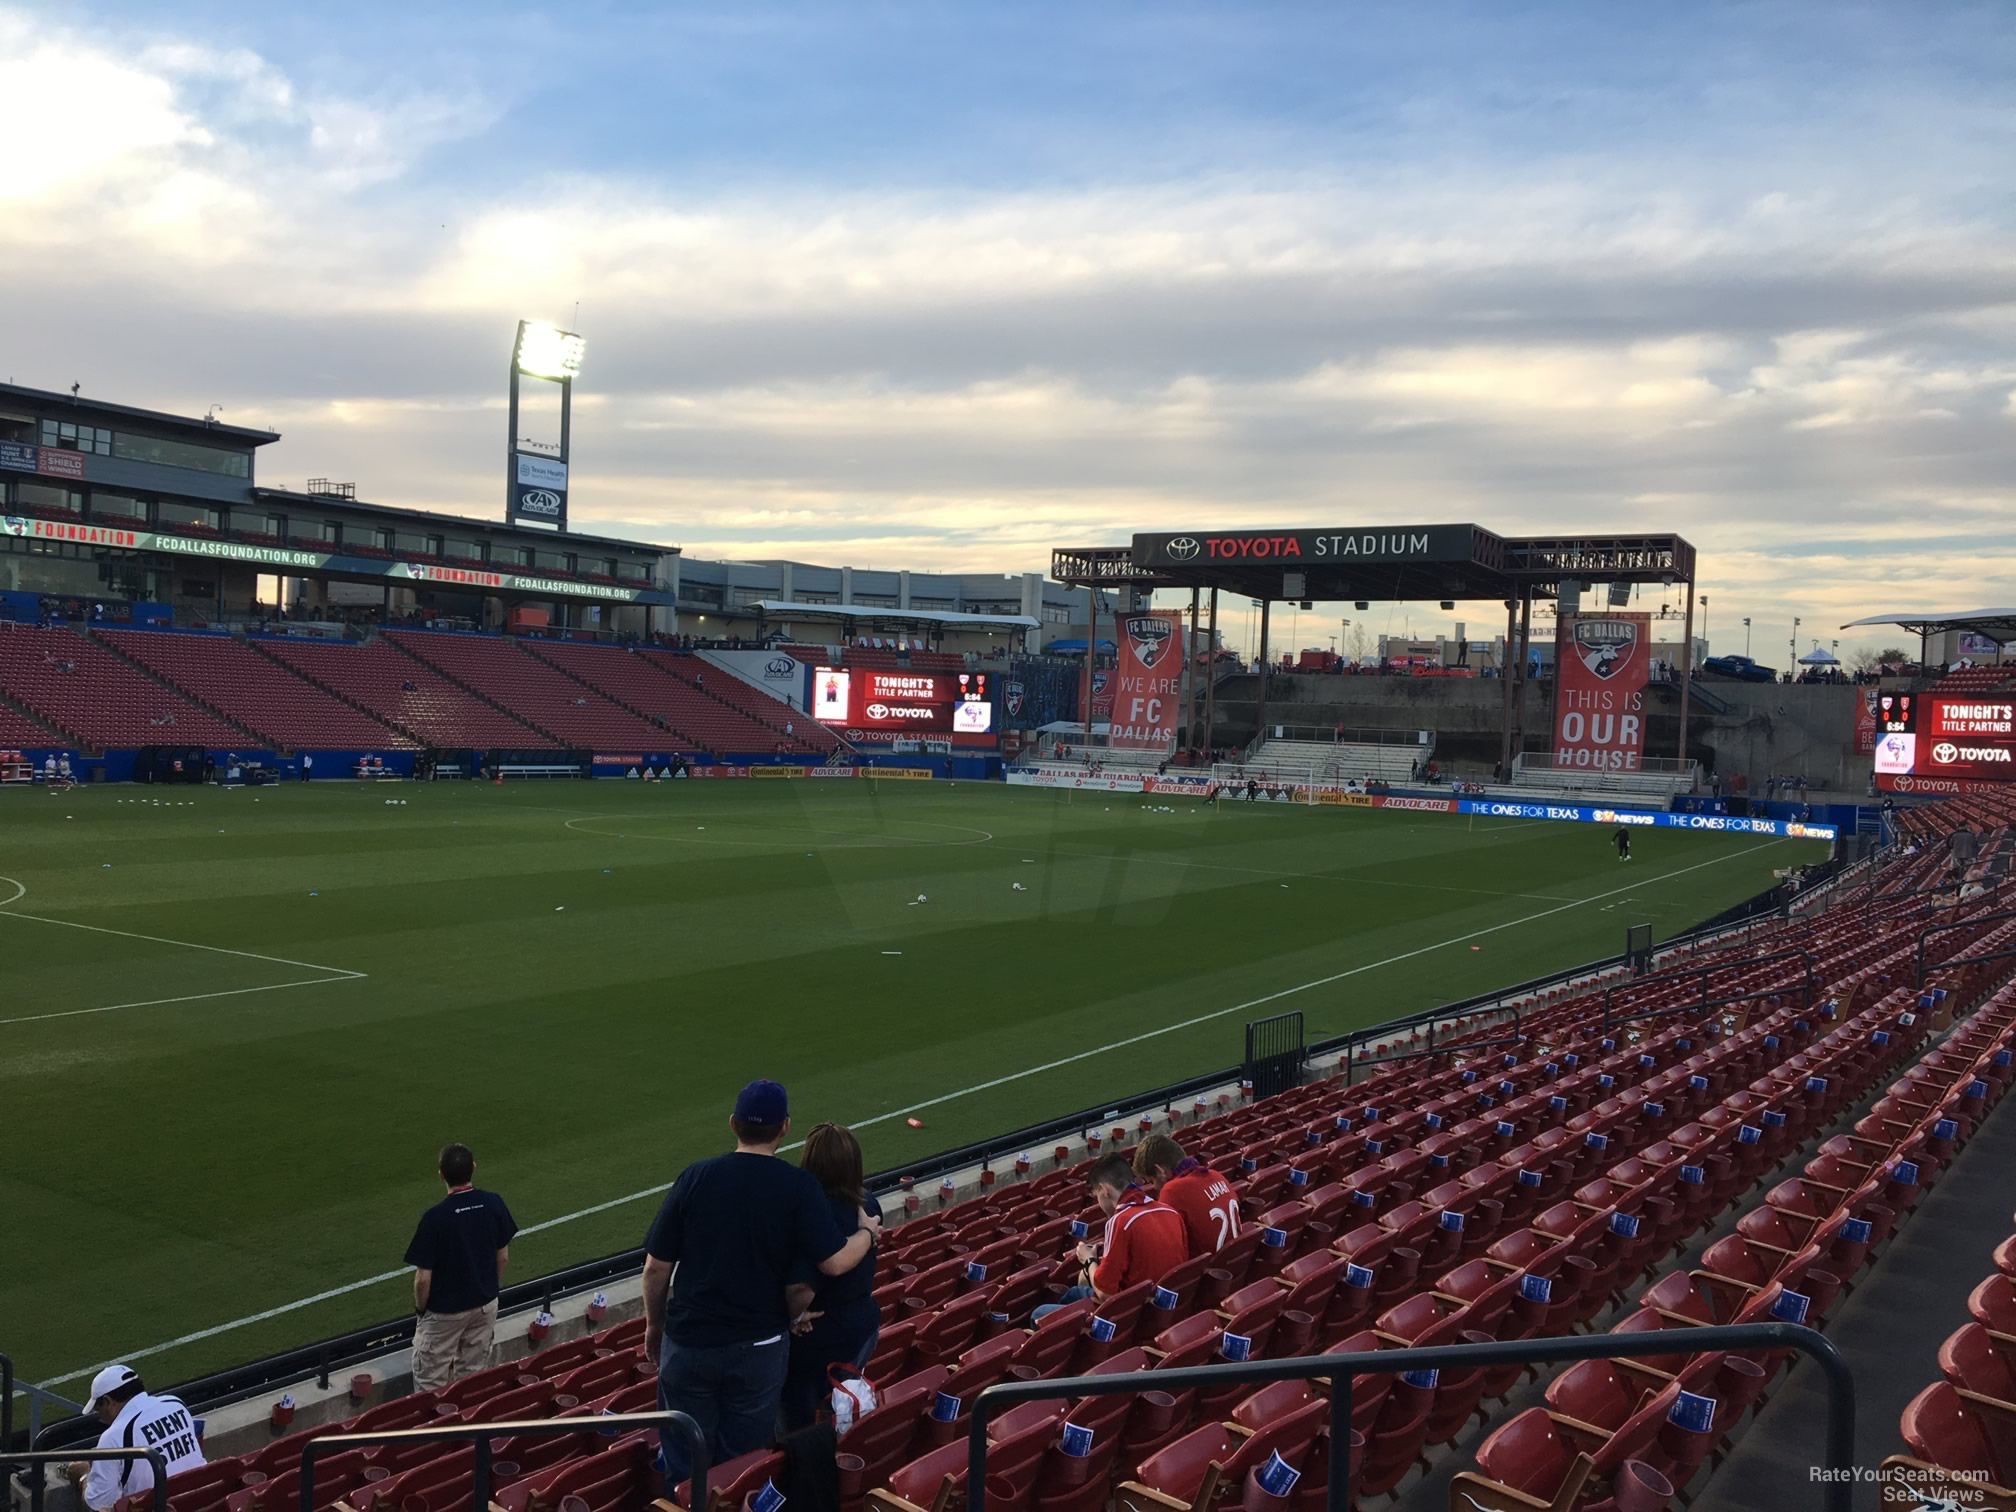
top-left (30, 836), bottom-right (1777, 1391)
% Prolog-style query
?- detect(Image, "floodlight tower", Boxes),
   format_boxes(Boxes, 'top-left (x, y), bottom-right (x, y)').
top-left (506, 320), bottom-right (586, 528)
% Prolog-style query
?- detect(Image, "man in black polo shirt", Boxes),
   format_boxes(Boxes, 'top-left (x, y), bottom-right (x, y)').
top-left (641, 1081), bottom-right (878, 1488)
top-left (405, 1143), bottom-right (517, 1391)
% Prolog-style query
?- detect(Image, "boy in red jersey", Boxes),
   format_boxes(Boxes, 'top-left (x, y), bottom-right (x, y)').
top-left (1134, 1133), bottom-right (1241, 1257)
top-left (1032, 1154), bottom-right (1188, 1321)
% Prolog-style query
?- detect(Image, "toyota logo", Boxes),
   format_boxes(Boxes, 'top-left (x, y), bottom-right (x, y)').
top-left (866, 703), bottom-right (890, 719)
top-left (1934, 742), bottom-right (1959, 764)
top-left (1165, 536), bottom-right (1200, 561)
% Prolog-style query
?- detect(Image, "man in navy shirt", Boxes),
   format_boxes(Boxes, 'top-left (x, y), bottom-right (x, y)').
top-left (405, 1144), bottom-right (517, 1391)
top-left (642, 1081), bottom-right (877, 1487)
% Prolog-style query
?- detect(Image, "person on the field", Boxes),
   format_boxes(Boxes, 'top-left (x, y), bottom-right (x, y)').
top-left (405, 1143), bottom-right (516, 1391)
top-left (66, 1367), bottom-right (204, 1510)
top-left (1133, 1134), bottom-right (1241, 1257)
top-left (1614, 825), bottom-right (1632, 862)
top-left (1247, 778), bottom-right (1260, 802)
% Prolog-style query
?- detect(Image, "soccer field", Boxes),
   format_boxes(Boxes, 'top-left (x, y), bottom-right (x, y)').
top-left (0, 778), bottom-right (1825, 1395)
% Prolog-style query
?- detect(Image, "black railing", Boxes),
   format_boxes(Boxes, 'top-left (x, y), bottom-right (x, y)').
top-left (1917, 910), bottom-right (2016, 985)
top-left (1338, 1032), bottom-right (1525, 1083)
top-left (2, 1353), bottom-right (11, 1464)
top-left (1602, 947), bottom-right (1816, 1028)
top-left (11, 1447), bottom-right (169, 1512)
top-left (1245, 1011), bottom-right (1306, 1099)
top-left (298, 1410), bottom-right (703, 1512)
top-left (966, 1324), bottom-right (1856, 1512)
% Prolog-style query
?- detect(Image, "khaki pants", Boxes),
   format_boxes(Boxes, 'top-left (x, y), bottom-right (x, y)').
top-left (412, 1299), bottom-right (497, 1391)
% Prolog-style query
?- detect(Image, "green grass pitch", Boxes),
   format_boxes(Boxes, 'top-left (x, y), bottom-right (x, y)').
top-left (0, 777), bottom-right (1824, 1393)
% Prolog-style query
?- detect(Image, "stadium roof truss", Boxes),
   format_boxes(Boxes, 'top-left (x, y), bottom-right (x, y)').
top-left (1049, 523), bottom-right (1700, 774)
top-left (1838, 607), bottom-right (2016, 647)
top-left (1051, 526), bottom-right (1695, 603)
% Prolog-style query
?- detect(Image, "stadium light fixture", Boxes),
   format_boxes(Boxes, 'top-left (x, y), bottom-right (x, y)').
top-left (514, 323), bottom-right (587, 381)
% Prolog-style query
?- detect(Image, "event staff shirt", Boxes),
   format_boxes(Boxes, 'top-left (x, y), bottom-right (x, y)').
top-left (645, 1152), bottom-right (849, 1347)
top-left (1159, 1165), bottom-right (1243, 1256)
top-left (405, 1188), bottom-right (518, 1315)
top-left (83, 1393), bottom-right (205, 1510)
top-left (1091, 1189), bottom-right (1189, 1296)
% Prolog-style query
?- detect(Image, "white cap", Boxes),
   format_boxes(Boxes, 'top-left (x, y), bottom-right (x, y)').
top-left (85, 1365), bottom-right (137, 1407)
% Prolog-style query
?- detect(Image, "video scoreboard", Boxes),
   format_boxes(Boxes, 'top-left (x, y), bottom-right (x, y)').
top-left (812, 667), bottom-right (995, 739)
top-left (1874, 695), bottom-right (2016, 783)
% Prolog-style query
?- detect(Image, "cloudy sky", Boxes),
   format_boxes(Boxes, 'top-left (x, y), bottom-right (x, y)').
top-left (3, 1), bottom-right (2012, 660)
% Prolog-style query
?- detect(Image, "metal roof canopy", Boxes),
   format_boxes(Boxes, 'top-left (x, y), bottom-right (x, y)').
top-left (752, 599), bottom-right (1037, 630)
top-left (1052, 526), bottom-right (1695, 602)
top-left (1839, 607), bottom-right (2016, 646)
top-left (1050, 524), bottom-right (1701, 781)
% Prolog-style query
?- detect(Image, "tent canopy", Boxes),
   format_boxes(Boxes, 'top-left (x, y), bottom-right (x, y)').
top-left (1798, 647), bottom-right (1840, 665)
top-left (1046, 639), bottom-right (1116, 655)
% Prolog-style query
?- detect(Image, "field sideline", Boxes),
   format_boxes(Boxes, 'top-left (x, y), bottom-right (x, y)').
top-left (0, 778), bottom-right (1823, 1392)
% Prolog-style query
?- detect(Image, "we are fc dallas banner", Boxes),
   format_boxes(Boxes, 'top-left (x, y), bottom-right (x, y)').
top-left (1107, 610), bottom-right (1184, 749)
top-left (1552, 612), bottom-right (1650, 773)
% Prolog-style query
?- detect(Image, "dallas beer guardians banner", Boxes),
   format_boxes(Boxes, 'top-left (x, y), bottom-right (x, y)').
top-left (1552, 612), bottom-right (1651, 773)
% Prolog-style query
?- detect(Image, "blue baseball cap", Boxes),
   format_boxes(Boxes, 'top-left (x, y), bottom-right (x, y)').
top-left (734, 1080), bottom-right (789, 1124)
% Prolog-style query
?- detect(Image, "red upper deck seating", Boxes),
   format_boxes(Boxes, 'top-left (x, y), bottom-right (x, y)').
top-left (382, 631), bottom-right (668, 750)
top-left (0, 623), bottom-right (249, 747)
top-left (100, 630), bottom-right (414, 751)
top-left (258, 638), bottom-right (553, 748)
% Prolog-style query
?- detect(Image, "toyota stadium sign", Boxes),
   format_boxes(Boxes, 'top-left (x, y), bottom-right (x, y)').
top-left (1131, 525), bottom-right (1480, 568)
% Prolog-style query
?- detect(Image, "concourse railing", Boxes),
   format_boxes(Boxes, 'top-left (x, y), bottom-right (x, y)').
top-left (298, 1409), bottom-right (704, 1512)
top-left (967, 1323), bottom-right (1856, 1512)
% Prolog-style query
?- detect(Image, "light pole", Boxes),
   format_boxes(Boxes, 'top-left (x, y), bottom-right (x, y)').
top-left (1743, 617), bottom-right (1751, 657)
top-left (1791, 617), bottom-right (1800, 670)
top-left (1699, 595), bottom-right (1708, 659)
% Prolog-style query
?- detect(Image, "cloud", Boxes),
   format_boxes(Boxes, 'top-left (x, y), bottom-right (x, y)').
top-left (1, 4), bottom-right (2013, 661)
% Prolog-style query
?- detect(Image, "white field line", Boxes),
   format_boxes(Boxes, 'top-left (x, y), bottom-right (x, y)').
top-left (27, 837), bottom-right (1781, 1391)
top-left (0, 876), bottom-right (367, 1026)
top-left (0, 979), bottom-right (368, 1027)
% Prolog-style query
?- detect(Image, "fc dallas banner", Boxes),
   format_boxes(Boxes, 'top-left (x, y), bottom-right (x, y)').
top-left (1552, 612), bottom-right (1650, 773)
top-left (1107, 610), bottom-right (1183, 748)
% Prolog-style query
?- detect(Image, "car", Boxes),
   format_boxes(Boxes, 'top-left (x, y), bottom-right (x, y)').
top-left (1702, 654), bottom-right (1778, 683)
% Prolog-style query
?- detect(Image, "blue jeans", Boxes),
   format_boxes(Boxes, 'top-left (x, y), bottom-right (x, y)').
top-left (657, 1333), bottom-right (789, 1490)
top-left (1031, 1285), bottom-right (1093, 1326)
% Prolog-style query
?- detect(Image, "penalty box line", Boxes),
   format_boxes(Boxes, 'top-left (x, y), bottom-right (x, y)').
top-left (0, 881), bottom-right (367, 1027)
top-left (30, 837), bottom-right (1780, 1391)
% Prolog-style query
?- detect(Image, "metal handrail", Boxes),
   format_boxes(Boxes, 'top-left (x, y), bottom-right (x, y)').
top-left (966, 1323), bottom-right (1855, 1512)
top-left (1602, 946), bottom-right (1816, 1028)
top-left (11, 1447), bottom-right (170, 1512)
top-left (298, 1409), bottom-right (704, 1512)
top-left (1917, 910), bottom-right (2016, 985)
